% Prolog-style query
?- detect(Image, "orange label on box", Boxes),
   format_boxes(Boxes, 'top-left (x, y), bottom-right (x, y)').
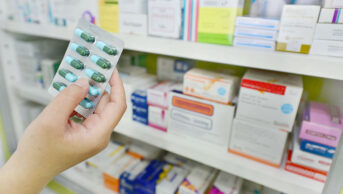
top-left (241, 79), bottom-right (286, 95)
top-left (172, 96), bottom-right (214, 116)
top-left (103, 173), bottom-right (120, 192)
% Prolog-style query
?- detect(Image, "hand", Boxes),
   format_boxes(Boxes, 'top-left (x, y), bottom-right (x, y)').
top-left (0, 69), bottom-right (126, 194)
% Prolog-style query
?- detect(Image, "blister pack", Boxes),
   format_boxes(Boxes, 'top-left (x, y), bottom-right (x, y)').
top-left (48, 19), bottom-right (124, 118)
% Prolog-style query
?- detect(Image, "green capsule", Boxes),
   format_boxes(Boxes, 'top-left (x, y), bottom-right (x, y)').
top-left (80, 98), bottom-right (94, 109)
top-left (53, 82), bottom-right (67, 92)
top-left (75, 28), bottom-right (95, 43)
top-left (85, 69), bottom-right (106, 83)
top-left (90, 55), bottom-right (111, 69)
top-left (58, 69), bottom-right (78, 82)
top-left (65, 56), bottom-right (84, 70)
top-left (70, 43), bottom-right (90, 56)
top-left (96, 41), bottom-right (117, 55)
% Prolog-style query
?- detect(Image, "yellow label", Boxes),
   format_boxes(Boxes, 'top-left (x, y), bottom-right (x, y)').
top-left (341, 188), bottom-right (343, 194)
top-left (198, 7), bottom-right (242, 34)
top-left (109, 146), bottom-right (124, 157)
top-left (99, 0), bottom-right (119, 33)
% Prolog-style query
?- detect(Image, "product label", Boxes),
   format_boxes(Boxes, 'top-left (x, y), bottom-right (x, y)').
top-left (99, 0), bottom-right (119, 33)
top-left (172, 96), bottom-right (214, 116)
top-left (241, 79), bottom-right (286, 95)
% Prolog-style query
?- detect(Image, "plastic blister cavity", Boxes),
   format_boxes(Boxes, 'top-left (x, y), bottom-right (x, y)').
top-left (48, 19), bottom-right (124, 118)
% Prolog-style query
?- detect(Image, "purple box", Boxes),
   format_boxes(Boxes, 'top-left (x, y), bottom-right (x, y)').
top-left (299, 102), bottom-right (343, 147)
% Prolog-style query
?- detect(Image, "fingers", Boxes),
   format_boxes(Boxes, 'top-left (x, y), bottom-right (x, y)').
top-left (44, 79), bottom-right (89, 124)
top-left (94, 92), bottom-right (110, 114)
top-left (109, 69), bottom-right (126, 103)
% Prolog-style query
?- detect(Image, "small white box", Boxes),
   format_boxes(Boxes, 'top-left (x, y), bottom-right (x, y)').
top-left (157, 57), bottom-right (194, 82)
top-left (319, 8), bottom-right (343, 24)
top-left (310, 39), bottom-right (343, 58)
top-left (168, 91), bottom-right (235, 150)
top-left (119, 0), bottom-right (148, 14)
top-left (324, 0), bottom-right (343, 8)
top-left (179, 164), bottom-right (218, 194)
top-left (229, 118), bottom-right (288, 167)
top-left (209, 171), bottom-right (243, 194)
top-left (314, 24), bottom-right (343, 41)
top-left (156, 166), bottom-right (189, 194)
top-left (277, 5), bottom-right (320, 53)
top-left (40, 59), bottom-right (58, 89)
top-left (163, 152), bottom-right (198, 171)
top-left (119, 13), bottom-right (148, 35)
top-left (236, 69), bottom-right (303, 132)
top-left (149, 105), bottom-right (169, 132)
top-left (234, 26), bottom-right (278, 41)
top-left (147, 82), bottom-right (182, 109)
top-left (234, 37), bottom-right (276, 50)
top-left (148, 0), bottom-right (183, 38)
top-left (128, 140), bottom-right (162, 160)
top-left (183, 68), bottom-right (240, 104)
top-left (235, 17), bottom-right (280, 30)
top-left (291, 127), bottom-right (332, 172)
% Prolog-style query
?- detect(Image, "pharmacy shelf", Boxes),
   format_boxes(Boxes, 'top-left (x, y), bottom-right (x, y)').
top-left (2, 21), bottom-right (343, 81)
top-left (14, 84), bottom-right (324, 194)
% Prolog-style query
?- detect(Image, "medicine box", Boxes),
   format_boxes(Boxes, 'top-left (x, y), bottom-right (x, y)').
top-left (276, 5), bottom-right (320, 54)
top-left (120, 160), bottom-right (150, 194)
top-left (179, 164), bottom-right (218, 194)
top-left (119, 0), bottom-right (148, 14)
top-left (183, 68), bottom-right (240, 104)
top-left (324, 0), bottom-right (343, 8)
top-left (300, 139), bottom-right (336, 159)
top-left (229, 118), bottom-right (288, 168)
top-left (292, 127), bottom-right (332, 172)
top-left (148, 0), bottom-right (183, 38)
top-left (209, 171), bottom-right (243, 194)
top-left (248, 0), bottom-right (289, 19)
top-left (147, 82), bottom-right (182, 109)
top-left (197, 0), bottom-right (244, 45)
top-left (233, 37), bottom-right (276, 50)
top-left (168, 91), bottom-right (235, 150)
top-left (119, 13), bottom-right (148, 36)
top-left (157, 57), bottom-right (194, 82)
top-left (284, 150), bottom-right (327, 183)
top-left (163, 152), bottom-right (198, 172)
top-left (148, 105), bottom-right (168, 132)
top-left (127, 140), bottom-right (162, 160)
top-left (236, 69), bottom-right (303, 132)
top-left (156, 166), bottom-right (189, 194)
top-left (319, 8), bottom-right (343, 24)
top-left (299, 102), bottom-right (343, 147)
top-left (235, 17), bottom-right (280, 30)
top-left (102, 154), bottom-right (141, 192)
top-left (314, 24), bottom-right (343, 41)
top-left (310, 39), bottom-right (343, 58)
top-left (234, 27), bottom-right (278, 41)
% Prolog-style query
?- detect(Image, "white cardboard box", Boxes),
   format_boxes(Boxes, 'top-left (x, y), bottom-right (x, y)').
top-left (229, 118), bottom-right (289, 167)
top-left (319, 8), bottom-right (343, 24)
top-left (119, 13), bottom-right (148, 35)
top-left (148, 0), bottom-right (183, 38)
top-left (119, 0), bottom-right (148, 14)
top-left (210, 171), bottom-right (243, 194)
top-left (148, 105), bottom-right (169, 132)
top-left (156, 166), bottom-right (189, 194)
top-left (157, 57), bottom-right (194, 82)
top-left (324, 0), bottom-right (343, 8)
top-left (234, 37), bottom-right (276, 50)
top-left (147, 82), bottom-right (182, 109)
top-left (183, 68), bottom-right (240, 104)
top-left (234, 26), bottom-right (278, 41)
top-left (168, 91), bottom-right (235, 150)
top-left (310, 39), bottom-right (343, 57)
top-left (128, 141), bottom-right (162, 160)
top-left (314, 24), bottom-right (343, 41)
top-left (236, 69), bottom-right (303, 132)
top-left (235, 17), bottom-right (280, 30)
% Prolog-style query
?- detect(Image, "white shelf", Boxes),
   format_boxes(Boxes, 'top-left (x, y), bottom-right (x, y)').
top-left (2, 21), bottom-right (343, 81)
top-left (14, 84), bottom-right (324, 194)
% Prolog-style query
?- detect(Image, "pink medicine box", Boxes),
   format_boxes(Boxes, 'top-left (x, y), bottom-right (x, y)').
top-left (299, 102), bottom-right (343, 147)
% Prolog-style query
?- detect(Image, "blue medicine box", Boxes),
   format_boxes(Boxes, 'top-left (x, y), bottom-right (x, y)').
top-left (300, 139), bottom-right (336, 159)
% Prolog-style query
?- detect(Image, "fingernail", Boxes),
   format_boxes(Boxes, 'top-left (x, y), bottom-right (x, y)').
top-left (74, 78), bottom-right (89, 90)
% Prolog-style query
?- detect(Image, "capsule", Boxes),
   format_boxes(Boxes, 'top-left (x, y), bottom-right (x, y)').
top-left (65, 56), bottom-right (84, 70)
top-left (89, 85), bottom-right (100, 96)
top-left (75, 28), bottom-right (95, 43)
top-left (96, 41), bottom-right (117, 55)
top-left (85, 69), bottom-right (106, 83)
top-left (58, 69), bottom-right (78, 82)
top-left (53, 82), bottom-right (67, 92)
top-left (70, 43), bottom-right (90, 56)
top-left (80, 98), bottom-right (94, 109)
top-left (91, 55), bottom-right (111, 69)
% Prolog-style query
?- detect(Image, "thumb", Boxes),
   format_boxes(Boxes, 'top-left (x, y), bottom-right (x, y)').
top-left (45, 79), bottom-right (89, 123)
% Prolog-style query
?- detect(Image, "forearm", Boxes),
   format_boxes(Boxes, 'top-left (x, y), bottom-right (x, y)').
top-left (0, 152), bottom-right (53, 194)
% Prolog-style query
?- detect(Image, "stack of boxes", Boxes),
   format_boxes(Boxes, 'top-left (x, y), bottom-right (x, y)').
top-left (234, 17), bottom-right (280, 51)
top-left (131, 90), bottom-right (149, 125)
top-left (119, 0), bottom-right (148, 35)
top-left (229, 69), bottom-right (303, 167)
top-left (310, 2), bottom-right (343, 57)
top-left (285, 102), bottom-right (343, 182)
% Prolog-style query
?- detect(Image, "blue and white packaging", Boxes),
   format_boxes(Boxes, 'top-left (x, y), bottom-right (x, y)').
top-left (120, 160), bottom-right (149, 194)
top-left (235, 17), bottom-right (280, 30)
top-left (300, 139), bottom-right (336, 159)
top-left (234, 37), bottom-right (276, 50)
top-left (156, 166), bottom-right (189, 194)
top-left (131, 89), bottom-right (149, 125)
top-left (133, 114), bottom-right (149, 125)
top-left (131, 90), bottom-right (148, 107)
top-left (133, 105), bottom-right (148, 117)
top-left (234, 27), bottom-right (278, 41)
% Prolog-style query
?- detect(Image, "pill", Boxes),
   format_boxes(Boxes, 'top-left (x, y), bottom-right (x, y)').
top-left (70, 43), bottom-right (90, 56)
top-left (65, 56), bottom-right (84, 70)
top-left (91, 55), bottom-right (111, 69)
top-left (89, 85), bottom-right (100, 96)
top-left (80, 98), bottom-right (94, 109)
top-left (53, 82), bottom-right (67, 92)
top-left (58, 69), bottom-right (78, 82)
top-left (96, 41), bottom-right (117, 55)
top-left (75, 28), bottom-right (95, 43)
top-left (85, 69), bottom-right (106, 83)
